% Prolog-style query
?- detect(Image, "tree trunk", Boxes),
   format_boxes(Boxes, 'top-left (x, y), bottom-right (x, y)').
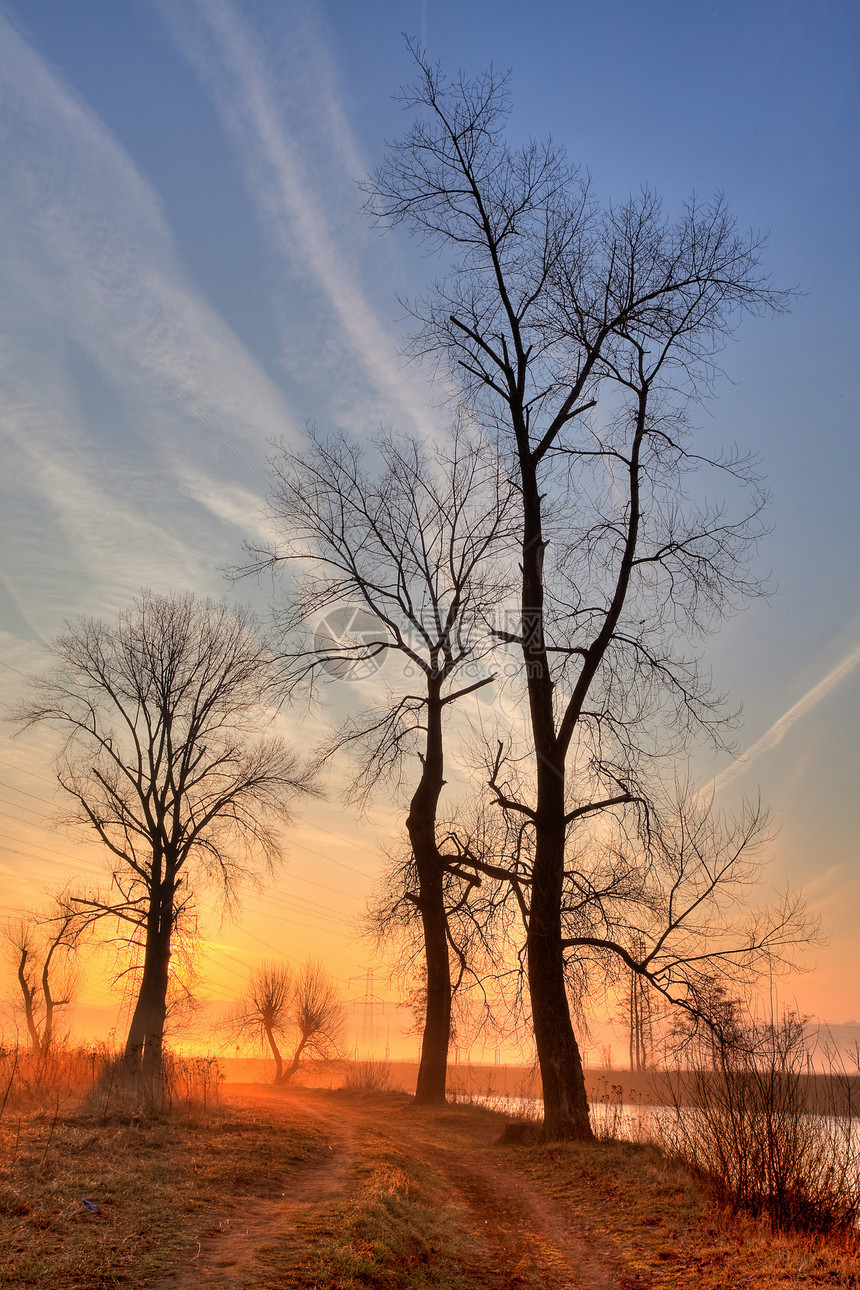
top-left (413, 860), bottom-right (453, 1105)
top-left (16, 948), bottom-right (42, 1057)
top-left (40, 936), bottom-right (65, 1059)
top-left (124, 882), bottom-right (172, 1083)
top-left (520, 452), bottom-right (594, 1141)
top-left (41, 958), bottom-right (55, 1058)
top-left (527, 792), bottom-right (593, 1140)
top-left (264, 1022), bottom-right (284, 1083)
top-left (407, 683), bottom-right (452, 1107)
top-left (280, 1031), bottom-right (310, 1084)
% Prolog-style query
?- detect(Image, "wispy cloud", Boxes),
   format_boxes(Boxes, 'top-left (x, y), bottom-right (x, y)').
top-left (158, 0), bottom-right (442, 439)
top-left (708, 642), bottom-right (860, 796)
top-left (0, 10), bottom-right (299, 635)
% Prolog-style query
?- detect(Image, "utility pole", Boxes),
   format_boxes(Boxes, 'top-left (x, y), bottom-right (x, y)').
top-left (361, 967), bottom-right (376, 1056)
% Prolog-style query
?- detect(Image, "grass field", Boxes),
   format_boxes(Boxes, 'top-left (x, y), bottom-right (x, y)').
top-left (2, 1068), bottom-right (860, 1288)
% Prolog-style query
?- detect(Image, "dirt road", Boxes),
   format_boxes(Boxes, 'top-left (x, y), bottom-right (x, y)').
top-left (155, 1083), bottom-right (628, 1290)
top-left (4, 1076), bottom-right (846, 1288)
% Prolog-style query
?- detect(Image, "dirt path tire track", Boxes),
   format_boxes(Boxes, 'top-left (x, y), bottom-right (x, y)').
top-left (414, 1142), bottom-right (624, 1290)
top-left (157, 1085), bottom-right (627, 1290)
top-left (365, 1107), bottom-right (625, 1290)
top-left (155, 1088), bottom-right (355, 1290)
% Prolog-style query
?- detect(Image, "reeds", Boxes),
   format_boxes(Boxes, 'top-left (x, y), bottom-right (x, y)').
top-left (658, 1014), bottom-right (860, 1234)
top-left (0, 1042), bottom-right (223, 1122)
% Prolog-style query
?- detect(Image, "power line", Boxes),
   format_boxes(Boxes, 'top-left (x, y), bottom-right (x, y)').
top-left (0, 829), bottom-right (103, 866)
top-left (0, 659), bottom-right (36, 681)
top-left (0, 849), bottom-right (103, 878)
top-left (0, 762), bottom-right (385, 875)
top-left (0, 778), bottom-right (54, 805)
top-left (274, 868), bottom-right (367, 902)
top-left (0, 759), bottom-right (57, 787)
top-left (287, 836), bottom-right (377, 879)
top-left (0, 799), bottom-right (53, 823)
top-left (242, 892), bottom-right (353, 933)
top-left (309, 821), bottom-right (382, 860)
top-left (0, 761), bottom-right (381, 877)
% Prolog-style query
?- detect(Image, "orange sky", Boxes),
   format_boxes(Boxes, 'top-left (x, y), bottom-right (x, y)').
top-left (2, 644), bottom-right (859, 1067)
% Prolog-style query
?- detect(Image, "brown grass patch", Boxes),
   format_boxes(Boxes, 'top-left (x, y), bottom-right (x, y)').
top-left (511, 1136), bottom-right (860, 1288)
top-left (0, 1104), bottom-right (322, 1287)
top-left (3, 1072), bottom-right (859, 1289)
top-left (271, 1131), bottom-right (472, 1290)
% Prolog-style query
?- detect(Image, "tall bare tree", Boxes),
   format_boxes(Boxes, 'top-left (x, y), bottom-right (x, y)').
top-left (365, 48), bottom-right (792, 1138)
top-left (13, 591), bottom-right (314, 1080)
top-left (249, 429), bottom-right (514, 1104)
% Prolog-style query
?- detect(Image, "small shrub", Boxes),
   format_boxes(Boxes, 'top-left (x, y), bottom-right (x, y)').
top-left (343, 1059), bottom-right (393, 1093)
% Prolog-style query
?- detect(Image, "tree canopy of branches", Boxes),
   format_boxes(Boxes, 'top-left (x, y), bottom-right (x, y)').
top-left (368, 801), bottom-right (532, 1065)
top-left (13, 590), bottom-right (314, 1079)
top-left (230, 960), bottom-right (345, 1083)
top-left (365, 48), bottom-right (797, 1138)
top-left (557, 787), bottom-right (811, 1037)
top-left (4, 897), bottom-right (87, 1057)
top-left (249, 429), bottom-right (515, 1104)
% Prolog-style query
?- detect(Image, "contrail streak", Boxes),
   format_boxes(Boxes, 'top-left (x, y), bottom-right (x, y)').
top-left (709, 642), bottom-right (860, 796)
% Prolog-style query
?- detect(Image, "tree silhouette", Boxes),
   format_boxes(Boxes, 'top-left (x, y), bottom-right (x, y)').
top-left (4, 897), bottom-right (87, 1057)
top-left (230, 960), bottom-right (345, 1083)
top-left (14, 590), bottom-right (314, 1081)
top-left (251, 428), bottom-right (514, 1104)
top-left (366, 47), bottom-right (792, 1138)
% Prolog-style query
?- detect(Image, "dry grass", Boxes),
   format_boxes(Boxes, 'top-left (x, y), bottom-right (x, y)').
top-left (268, 1131), bottom-right (471, 1290)
top-left (2, 1057), bottom-right (859, 1289)
top-left (514, 1135), bottom-right (860, 1288)
top-left (0, 1044), bottom-right (224, 1121)
top-left (0, 1107), bottom-right (323, 1287)
top-left (0, 1050), bottom-right (323, 1289)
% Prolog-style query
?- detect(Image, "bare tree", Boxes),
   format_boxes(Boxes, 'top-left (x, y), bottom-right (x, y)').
top-left (12, 591), bottom-right (314, 1080)
top-left (4, 897), bottom-right (87, 1057)
top-left (249, 428), bottom-right (514, 1105)
top-left (285, 960), bottom-right (345, 1081)
top-left (367, 802), bottom-right (532, 1063)
top-left (230, 960), bottom-right (344, 1083)
top-left (365, 48), bottom-right (793, 1138)
top-left (556, 789), bottom-right (811, 1056)
top-left (229, 961), bottom-right (291, 1082)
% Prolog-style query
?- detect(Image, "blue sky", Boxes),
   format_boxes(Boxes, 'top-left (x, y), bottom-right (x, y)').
top-left (0, 0), bottom-right (858, 1035)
